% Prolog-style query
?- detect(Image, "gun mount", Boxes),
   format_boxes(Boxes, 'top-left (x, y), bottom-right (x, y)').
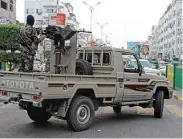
top-left (41, 25), bottom-right (91, 74)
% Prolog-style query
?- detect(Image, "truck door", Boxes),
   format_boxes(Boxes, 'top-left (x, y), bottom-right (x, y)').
top-left (122, 53), bottom-right (153, 102)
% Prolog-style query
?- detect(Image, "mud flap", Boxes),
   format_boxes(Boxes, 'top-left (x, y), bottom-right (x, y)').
top-left (57, 99), bottom-right (72, 118)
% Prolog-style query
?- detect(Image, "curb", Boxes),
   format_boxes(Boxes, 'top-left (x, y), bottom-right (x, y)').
top-left (173, 93), bottom-right (182, 103)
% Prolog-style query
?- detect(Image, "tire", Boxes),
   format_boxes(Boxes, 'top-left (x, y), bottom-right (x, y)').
top-left (113, 106), bottom-right (121, 114)
top-left (76, 59), bottom-right (93, 75)
top-left (154, 90), bottom-right (164, 118)
top-left (66, 96), bottom-right (95, 131)
top-left (27, 107), bottom-right (52, 124)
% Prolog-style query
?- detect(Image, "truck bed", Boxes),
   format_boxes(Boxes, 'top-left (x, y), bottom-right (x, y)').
top-left (0, 71), bottom-right (117, 100)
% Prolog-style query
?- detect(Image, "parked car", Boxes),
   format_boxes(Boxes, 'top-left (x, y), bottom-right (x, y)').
top-left (159, 66), bottom-right (166, 76)
top-left (132, 59), bottom-right (162, 76)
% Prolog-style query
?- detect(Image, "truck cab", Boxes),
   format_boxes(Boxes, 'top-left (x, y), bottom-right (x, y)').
top-left (76, 47), bottom-right (171, 102)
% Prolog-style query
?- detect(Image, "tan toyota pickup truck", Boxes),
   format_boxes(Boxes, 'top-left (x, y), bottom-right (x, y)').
top-left (0, 47), bottom-right (173, 131)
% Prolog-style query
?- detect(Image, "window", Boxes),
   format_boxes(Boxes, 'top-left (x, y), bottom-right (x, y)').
top-left (36, 20), bottom-right (43, 25)
top-left (46, 9), bottom-right (56, 13)
top-left (1, 1), bottom-right (7, 10)
top-left (26, 9), bottom-right (29, 14)
top-left (10, 0), bottom-right (13, 4)
top-left (78, 51), bottom-right (111, 66)
top-left (103, 53), bottom-right (110, 65)
top-left (36, 9), bottom-right (42, 15)
top-left (30, 9), bottom-right (34, 14)
top-left (93, 53), bottom-right (101, 64)
top-left (122, 54), bottom-right (138, 73)
top-left (43, 20), bottom-right (49, 25)
top-left (59, 7), bottom-right (64, 13)
top-left (10, 4), bottom-right (13, 12)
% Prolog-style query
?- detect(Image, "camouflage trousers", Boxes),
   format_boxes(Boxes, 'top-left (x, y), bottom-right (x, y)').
top-left (18, 50), bottom-right (35, 72)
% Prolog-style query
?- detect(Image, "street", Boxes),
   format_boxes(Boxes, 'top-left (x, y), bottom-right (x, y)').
top-left (0, 98), bottom-right (182, 138)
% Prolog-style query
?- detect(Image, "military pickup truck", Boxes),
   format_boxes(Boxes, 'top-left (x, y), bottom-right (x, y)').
top-left (0, 47), bottom-right (173, 132)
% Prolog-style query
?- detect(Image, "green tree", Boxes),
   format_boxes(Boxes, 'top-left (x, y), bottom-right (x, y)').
top-left (0, 24), bottom-right (21, 71)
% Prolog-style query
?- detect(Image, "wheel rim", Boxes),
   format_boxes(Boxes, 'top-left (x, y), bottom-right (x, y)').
top-left (76, 104), bottom-right (90, 125)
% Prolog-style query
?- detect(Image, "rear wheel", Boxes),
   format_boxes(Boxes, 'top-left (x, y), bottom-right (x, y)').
top-left (27, 107), bottom-right (52, 124)
top-left (66, 96), bottom-right (95, 131)
top-left (154, 90), bottom-right (164, 118)
top-left (113, 106), bottom-right (121, 114)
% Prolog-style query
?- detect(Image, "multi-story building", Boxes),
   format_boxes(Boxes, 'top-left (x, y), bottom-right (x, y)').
top-left (24, 0), bottom-right (79, 29)
top-left (25, 0), bottom-right (81, 60)
top-left (149, 26), bottom-right (158, 59)
top-left (156, 0), bottom-right (182, 60)
top-left (0, 0), bottom-right (16, 24)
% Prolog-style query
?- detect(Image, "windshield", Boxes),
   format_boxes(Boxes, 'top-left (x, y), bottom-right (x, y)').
top-left (140, 60), bottom-right (152, 68)
top-left (123, 56), bottom-right (138, 69)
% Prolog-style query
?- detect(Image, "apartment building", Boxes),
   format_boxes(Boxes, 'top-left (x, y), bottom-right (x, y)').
top-left (0, 0), bottom-right (16, 24)
top-left (149, 26), bottom-right (158, 59)
top-left (155, 0), bottom-right (182, 60)
top-left (24, 0), bottom-right (79, 29)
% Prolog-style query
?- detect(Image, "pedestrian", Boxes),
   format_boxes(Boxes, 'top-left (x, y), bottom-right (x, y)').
top-left (19, 15), bottom-right (46, 72)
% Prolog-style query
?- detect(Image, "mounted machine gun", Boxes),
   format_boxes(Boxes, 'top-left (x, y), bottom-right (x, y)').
top-left (38, 25), bottom-right (91, 74)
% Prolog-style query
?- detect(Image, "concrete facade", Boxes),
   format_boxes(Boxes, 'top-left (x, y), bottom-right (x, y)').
top-left (155, 0), bottom-right (182, 60)
top-left (24, 0), bottom-right (79, 29)
top-left (0, 0), bottom-right (16, 24)
top-left (149, 26), bottom-right (158, 59)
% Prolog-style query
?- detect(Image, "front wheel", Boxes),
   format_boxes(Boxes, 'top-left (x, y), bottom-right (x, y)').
top-left (66, 96), bottom-right (95, 131)
top-left (27, 107), bottom-right (52, 124)
top-left (154, 90), bottom-right (164, 118)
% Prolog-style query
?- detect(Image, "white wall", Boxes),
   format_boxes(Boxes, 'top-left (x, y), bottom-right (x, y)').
top-left (156, 0), bottom-right (182, 60)
top-left (25, 0), bottom-right (79, 29)
top-left (0, 0), bottom-right (16, 23)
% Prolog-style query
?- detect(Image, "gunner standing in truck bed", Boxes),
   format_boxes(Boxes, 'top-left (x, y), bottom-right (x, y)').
top-left (19, 15), bottom-right (46, 72)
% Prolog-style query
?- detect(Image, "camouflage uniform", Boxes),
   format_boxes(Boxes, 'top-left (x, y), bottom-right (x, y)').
top-left (19, 24), bottom-right (40, 72)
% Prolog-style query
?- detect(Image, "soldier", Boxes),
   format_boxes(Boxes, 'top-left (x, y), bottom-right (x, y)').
top-left (19, 15), bottom-right (46, 72)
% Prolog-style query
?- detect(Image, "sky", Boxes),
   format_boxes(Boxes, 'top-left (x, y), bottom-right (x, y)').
top-left (16, 0), bottom-right (173, 48)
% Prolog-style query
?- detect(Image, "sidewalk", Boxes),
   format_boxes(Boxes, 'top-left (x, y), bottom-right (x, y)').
top-left (173, 90), bottom-right (182, 103)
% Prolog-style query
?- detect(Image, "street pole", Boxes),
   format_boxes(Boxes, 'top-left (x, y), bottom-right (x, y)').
top-left (90, 8), bottom-right (93, 33)
top-left (57, 0), bottom-right (59, 13)
top-left (96, 22), bottom-right (108, 41)
top-left (104, 32), bottom-right (112, 46)
top-left (83, 1), bottom-right (101, 33)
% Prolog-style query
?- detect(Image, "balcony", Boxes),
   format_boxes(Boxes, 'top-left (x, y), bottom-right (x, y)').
top-left (67, 19), bottom-right (76, 26)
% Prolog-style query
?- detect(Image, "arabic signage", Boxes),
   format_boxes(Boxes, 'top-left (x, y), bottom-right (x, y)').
top-left (127, 42), bottom-right (141, 57)
top-left (48, 13), bottom-right (66, 26)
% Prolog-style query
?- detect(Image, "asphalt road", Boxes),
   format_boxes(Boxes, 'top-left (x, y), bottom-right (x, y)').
top-left (0, 98), bottom-right (182, 138)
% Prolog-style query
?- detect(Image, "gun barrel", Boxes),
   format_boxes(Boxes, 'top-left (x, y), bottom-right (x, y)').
top-left (77, 31), bottom-right (92, 33)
